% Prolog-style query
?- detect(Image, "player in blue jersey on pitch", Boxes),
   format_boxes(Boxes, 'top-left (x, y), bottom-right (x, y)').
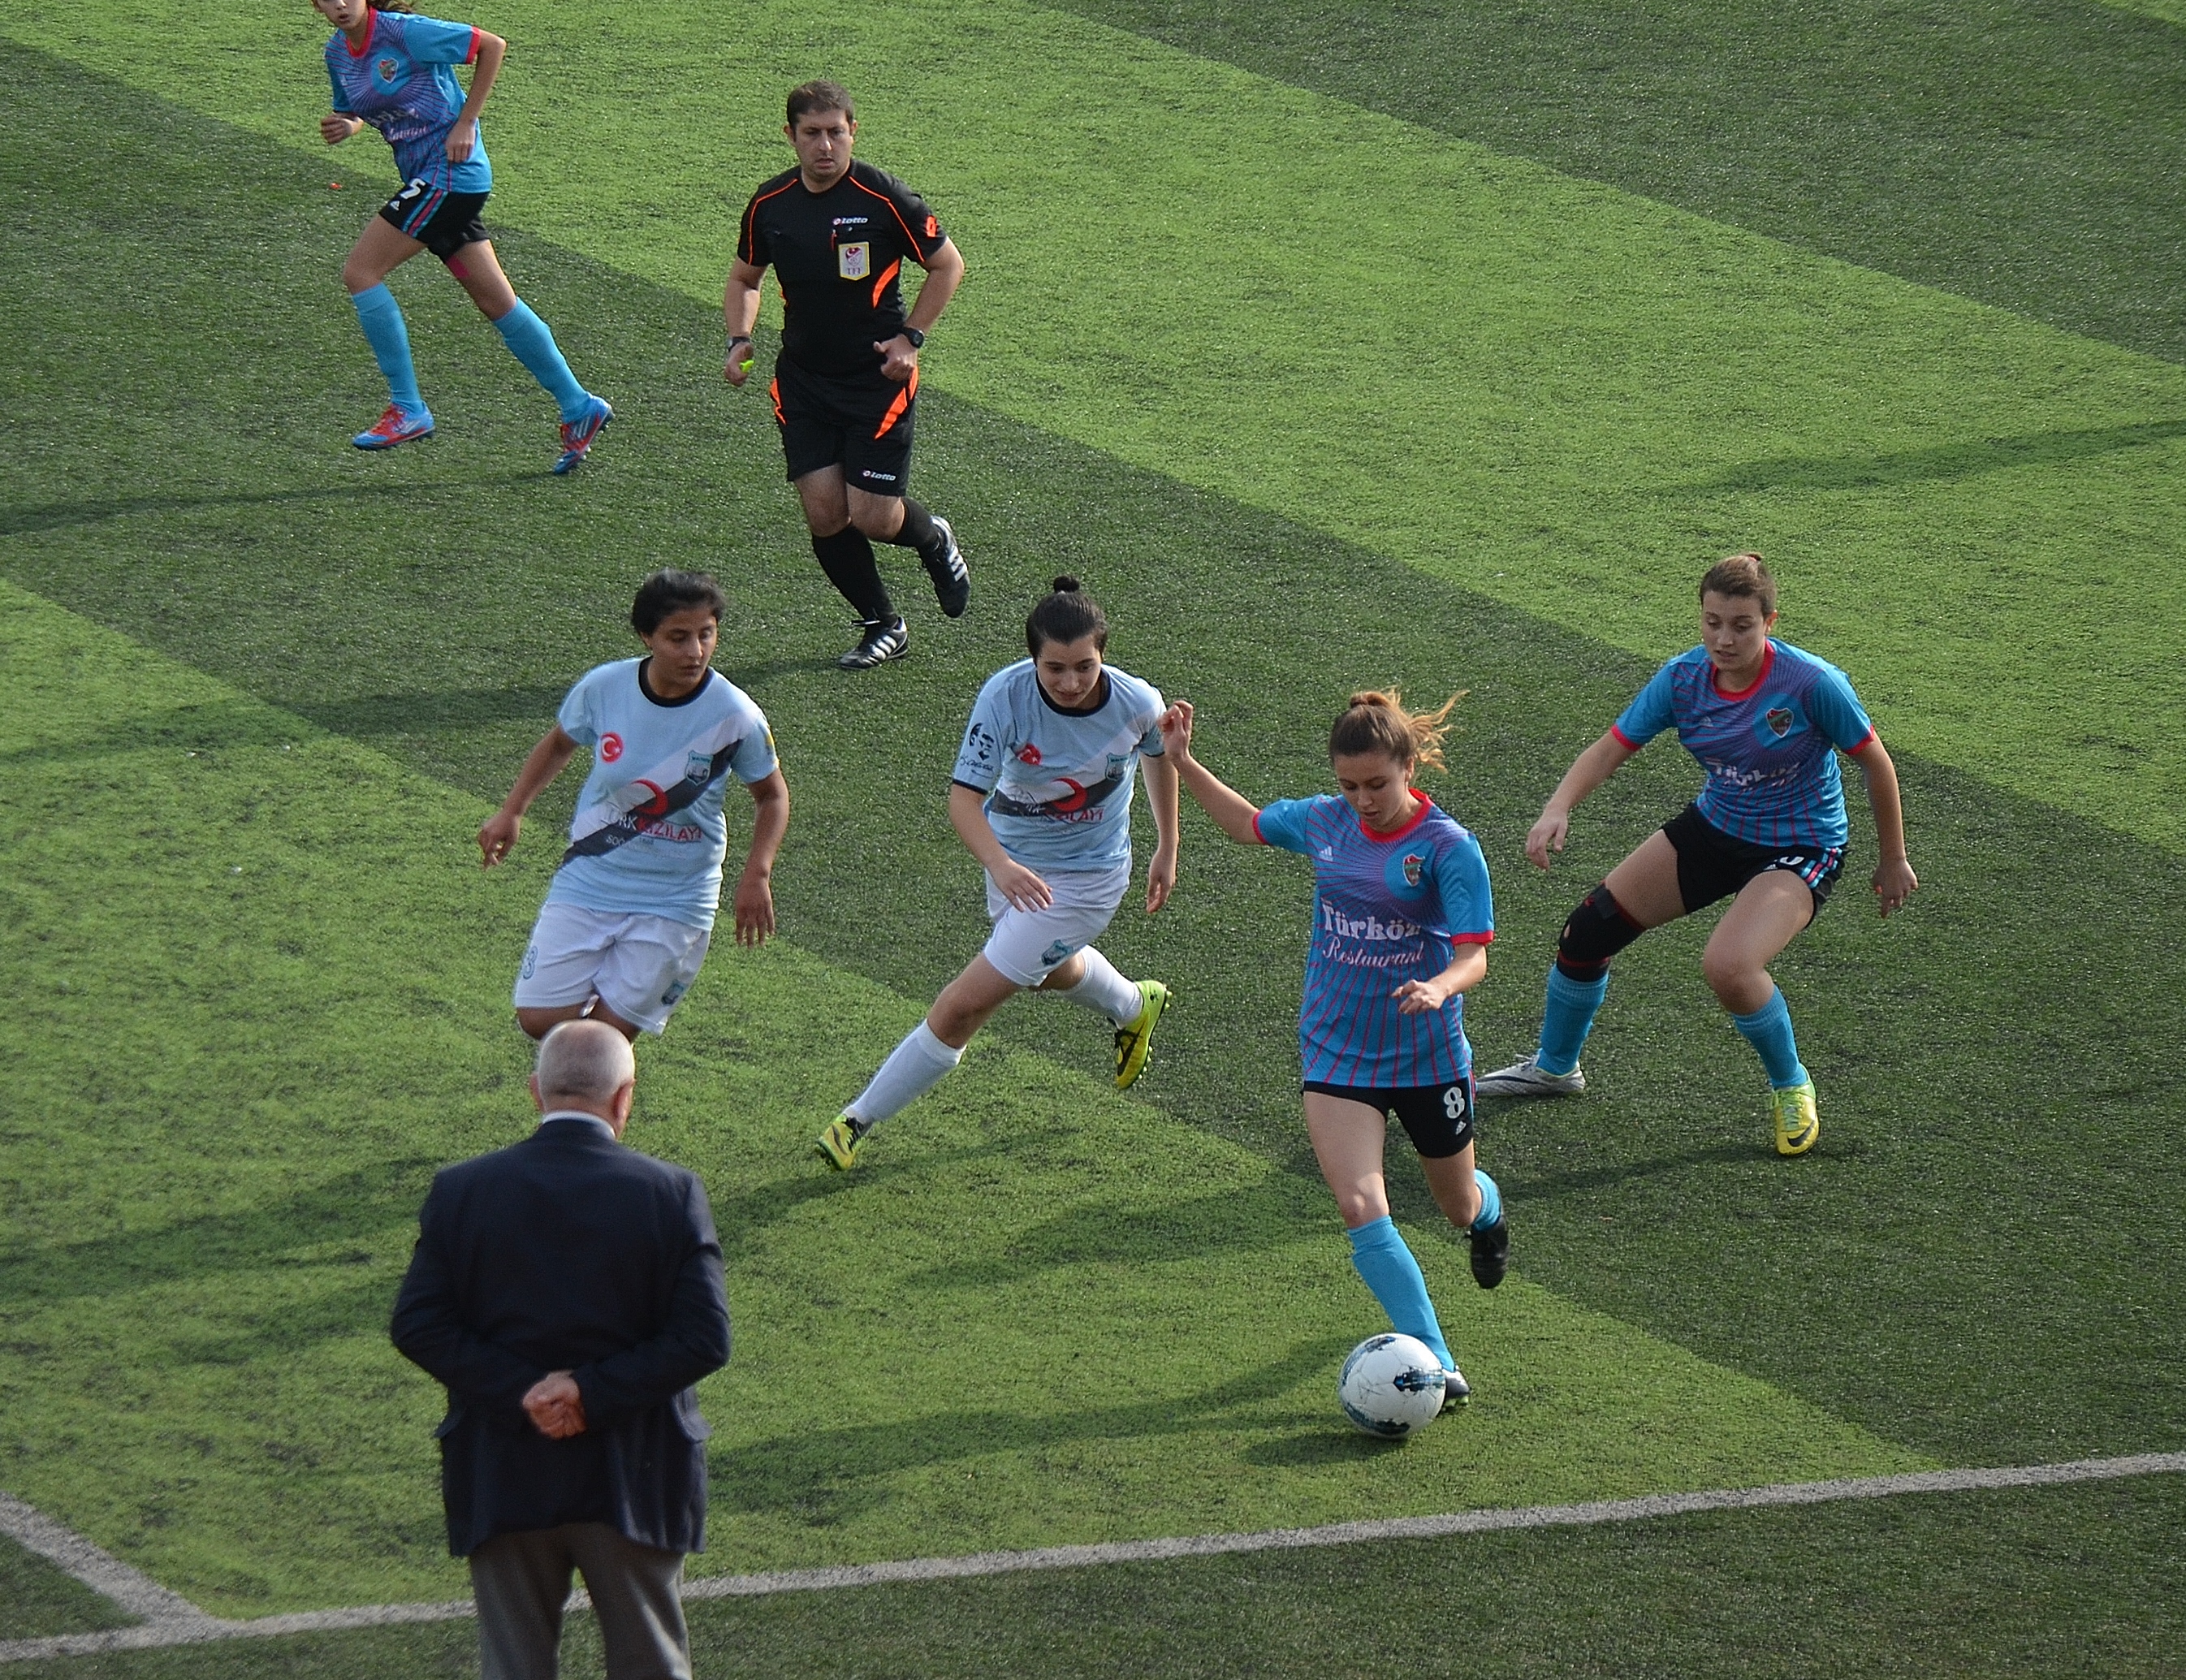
top-left (478, 570), bottom-right (789, 1040)
top-left (313, 0), bottom-right (611, 469)
top-left (817, 577), bottom-right (1179, 1168)
top-left (1476, 553), bottom-right (1916, 1155)
top-left (1160, 690), bottom-right (1501, 1407)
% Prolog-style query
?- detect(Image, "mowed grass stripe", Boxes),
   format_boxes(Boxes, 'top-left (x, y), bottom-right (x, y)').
top-left (3, 50), bottom-right (2181, 1485)
top-left (0, 579), bottom-right (1923, 1617)
top-left (5, 0), bottom-right (2183, 849)
top-left (1043, 0), bottom-right (2186, 365)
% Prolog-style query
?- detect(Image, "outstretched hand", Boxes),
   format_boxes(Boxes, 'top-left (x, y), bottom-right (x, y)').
top-left (1157, 701), bottom-right (1196, 762)
top-left (1523, 805), bottom-right (1570, 871)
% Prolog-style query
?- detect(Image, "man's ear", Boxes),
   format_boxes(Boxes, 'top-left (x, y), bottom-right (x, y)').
top-left (528, 1073), bottom-right (546, 1115)
top-left (609, 1078), bottom-right (637, 1131)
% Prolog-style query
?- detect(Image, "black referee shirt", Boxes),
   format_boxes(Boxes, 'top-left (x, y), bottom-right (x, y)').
top-left (737, 161), bottom-right (948, 378)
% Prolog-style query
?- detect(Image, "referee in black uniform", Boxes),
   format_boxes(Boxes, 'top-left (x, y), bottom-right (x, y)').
top-left (726, 81), bottom-right (970, 670)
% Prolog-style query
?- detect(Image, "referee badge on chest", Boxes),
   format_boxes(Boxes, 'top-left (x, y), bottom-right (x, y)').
top-left (837, 240), bottom-right (871, 280)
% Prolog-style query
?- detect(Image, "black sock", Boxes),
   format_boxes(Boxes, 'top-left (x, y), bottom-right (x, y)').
top-left (811, 526), bottom-right (895, 623)
top-left (878, 498), bottom-right (938, 555)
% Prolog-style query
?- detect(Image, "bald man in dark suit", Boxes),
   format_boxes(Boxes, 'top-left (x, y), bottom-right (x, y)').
top-left (392, 1019), bottom-right (731, 1680)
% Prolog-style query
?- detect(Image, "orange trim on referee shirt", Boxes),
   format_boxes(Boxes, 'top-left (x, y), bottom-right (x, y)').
top-left (871, 259), bottom-right (901, 309)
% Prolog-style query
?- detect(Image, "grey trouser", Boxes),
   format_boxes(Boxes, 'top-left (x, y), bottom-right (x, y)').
top-left (469, 1522), bottom-right (691, 1680)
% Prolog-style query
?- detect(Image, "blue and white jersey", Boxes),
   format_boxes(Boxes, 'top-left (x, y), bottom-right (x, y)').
top-left (545, 660), bottom-right (777, 931)
top-left (1255, 794), bottom-right (1494, 1088)
top-left (1613, 641), bottom-right (1875, 852)
top-left (326, 10), bottom-right (491, 195)
top-left (951, 661), bottom-right (1165, 872)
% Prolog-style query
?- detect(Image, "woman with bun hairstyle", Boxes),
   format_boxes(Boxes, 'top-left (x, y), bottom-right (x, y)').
top-left (818, 577), bottom-right (1180, 1168)
top-left (1475, 552), bottom-right (1916, 1155)
top-left (1160, 689), bottom-right (1501, 1407)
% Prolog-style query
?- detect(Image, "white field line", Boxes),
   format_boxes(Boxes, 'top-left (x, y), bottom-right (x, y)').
top-left (4, 1453), bottom-right (2183, 1665)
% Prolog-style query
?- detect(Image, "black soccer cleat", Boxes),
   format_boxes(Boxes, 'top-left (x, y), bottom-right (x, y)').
top-left (921, 515), bottom-right (970, 618)
top-left (838, 616), bottom-right (909, 670)
top-left (1467, 1215), bottom-right (1509, 1290)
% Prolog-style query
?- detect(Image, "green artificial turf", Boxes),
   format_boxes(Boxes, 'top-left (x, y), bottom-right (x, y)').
top-left (1043, 0), bottom-right (2186, 366)
top-left (0, 1536), bottom-right (135, 1641)
top-left (11, 1476), bottom-right (2186, 1677)
top-left (5, 0), bottom-right (2182, 853)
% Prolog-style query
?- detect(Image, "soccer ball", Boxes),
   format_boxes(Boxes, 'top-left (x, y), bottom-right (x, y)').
top-left (1337, 1333), bottom-right (1447, 1438)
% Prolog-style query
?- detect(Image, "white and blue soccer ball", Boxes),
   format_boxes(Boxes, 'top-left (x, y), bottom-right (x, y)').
top-left (1337, 1333), bottom-right (1446, 1438)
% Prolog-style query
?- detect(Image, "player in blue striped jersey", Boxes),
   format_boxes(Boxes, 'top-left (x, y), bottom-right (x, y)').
top-left (1162, 691), bottom-right (1502, 1407)
top-left (1476, 554), bottom-right (1916, 1155)
top-left (314, 0), bottom-right (611, 469)
top-left (816, 578), bottom-right (1179, 1168)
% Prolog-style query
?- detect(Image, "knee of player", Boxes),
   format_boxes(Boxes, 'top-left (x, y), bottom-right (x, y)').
top-left (1700, 947), bottom-right (1759, 1002)
top-left (1555, 883), bottom-right (1644, 981)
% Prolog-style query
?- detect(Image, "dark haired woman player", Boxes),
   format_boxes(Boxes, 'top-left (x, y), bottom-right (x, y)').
top-left (1160, 690), bottom-right (1499, 1406)
top-left (818, 578), bottom-right (1178, 1167)
top-left (480, 570), bottom-right (789, 1039)
top-left (1476, 553), bottom-right (1916, 1155)
top-left (315, 0), bottom-right (612, 469)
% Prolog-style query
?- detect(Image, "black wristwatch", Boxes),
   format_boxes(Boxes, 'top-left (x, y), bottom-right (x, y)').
top-left (728, 334), bottom-right (751, 348)
top-left (897, 326), bottom-right (926, 349)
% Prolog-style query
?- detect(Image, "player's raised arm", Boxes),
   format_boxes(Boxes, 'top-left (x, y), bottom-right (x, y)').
top-left (1525, 730), bottom-right (1638, 870)
top-left (1850, 735), bottom-right (1917, 915)
top-left (1157, 701), bottom-right (1263, 844)
top-left (479, 725), bottom-right (581, 867)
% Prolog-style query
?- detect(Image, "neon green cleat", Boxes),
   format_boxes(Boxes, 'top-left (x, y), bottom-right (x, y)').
top-left (815, 1112), bottom-right (870, 1170)
top-left (1113, 979), bottom-right (1171, 1090)
top-left (1771, 1081), bottom-right (1820, 1156)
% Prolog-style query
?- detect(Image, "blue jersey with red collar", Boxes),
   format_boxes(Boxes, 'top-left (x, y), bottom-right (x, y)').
top-left (1613, 641), bottom-right (1874, 850)
top-left (1255, 794), bottom-right (1494, 1088)
top-left (326, 11), bottom-right (491, 195)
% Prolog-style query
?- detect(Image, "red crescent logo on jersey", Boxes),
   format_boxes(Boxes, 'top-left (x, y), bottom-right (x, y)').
top-left (1051, 779), bottom-right (1090, 813)
top-left (632, 780), bottom-right (668, 817)
top-left (600, 733), bottom-right (624, 762)
top-left (1017, 743), bottom-right (1042, 766)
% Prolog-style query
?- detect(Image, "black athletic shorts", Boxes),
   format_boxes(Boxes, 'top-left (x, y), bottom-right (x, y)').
top-left (1661, 802), bottom-right (1844, 918)
top-left (379, 179), bottom-right (490, 262)
top-left (1303, 1076), bottom-right (1476, 1160)
top-left (771, 352), bottom-right (916, 494)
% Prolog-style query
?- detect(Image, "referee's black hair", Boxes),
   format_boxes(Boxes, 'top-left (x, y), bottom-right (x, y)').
top-left (630, 569), bottom-right (728, 636)
top-left (1026, 576), bottom-right (1108, 655)
top-left (787, 80), bottom-right (855, 127)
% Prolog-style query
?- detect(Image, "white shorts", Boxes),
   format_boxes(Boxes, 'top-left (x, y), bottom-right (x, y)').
top-left (513, 903), bottom-right (712, 1035)
top-left (981, 860), bottom-right (1130, 987)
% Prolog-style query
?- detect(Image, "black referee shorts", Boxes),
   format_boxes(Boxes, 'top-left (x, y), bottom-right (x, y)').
top-left (770, 353), bottom-right (917, 495)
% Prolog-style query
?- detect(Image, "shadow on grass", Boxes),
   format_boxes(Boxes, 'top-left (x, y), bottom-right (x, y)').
top-left (708, 1336), bottom-right (1349, 1522)
top-left (1667, 417), bottom-right (2186, 495)
top-left (1490, 1139), bottom-right (1758, 1203)
top-left (0, 475), bottom-right (545, 538)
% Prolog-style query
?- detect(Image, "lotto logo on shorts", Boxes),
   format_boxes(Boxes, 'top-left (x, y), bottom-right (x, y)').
top-left (837, 241), bottom-right (871, 280)
top-left (600, 733), bottom-right (624, 763)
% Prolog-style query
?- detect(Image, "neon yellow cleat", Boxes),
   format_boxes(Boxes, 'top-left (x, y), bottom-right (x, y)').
top-left (815, 1112), bottom-right (869, 1170)
top-left (1771, 1081), bottom-right (1820, 1156)
top-left (1113, 979), bottom-right (1171, 1090)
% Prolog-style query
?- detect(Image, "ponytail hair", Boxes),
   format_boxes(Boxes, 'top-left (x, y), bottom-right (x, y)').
top-left (1328, 689), bottom-right (1461, 772)
top-left (1699, 551), bottom-right (1777, 616)
top-left (1025, 575), bottom-right (1109, 655)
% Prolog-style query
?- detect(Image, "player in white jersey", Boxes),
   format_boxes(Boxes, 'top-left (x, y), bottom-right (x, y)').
top-left (478, 570), bottom-right (789, 1039)
top-left (816, 577), bottom-right (1180, 1168)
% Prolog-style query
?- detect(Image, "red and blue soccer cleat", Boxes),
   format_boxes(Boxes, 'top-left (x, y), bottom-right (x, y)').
top-left (352, 404), bottom-right (434, 450)
top-left (553, 395), bottom-right (613, 474)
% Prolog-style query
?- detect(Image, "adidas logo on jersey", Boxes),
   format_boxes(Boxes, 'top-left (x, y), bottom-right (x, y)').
top-left (1318, 845), bottom-right (1334, 860)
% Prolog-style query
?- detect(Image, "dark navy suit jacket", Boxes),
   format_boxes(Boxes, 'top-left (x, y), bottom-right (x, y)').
top-left (390, 1116), bottom-right (731, 1557)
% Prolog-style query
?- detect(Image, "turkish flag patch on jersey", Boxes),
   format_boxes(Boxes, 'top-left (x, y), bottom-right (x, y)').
top-left (600, 732), bottom-right (624, 762)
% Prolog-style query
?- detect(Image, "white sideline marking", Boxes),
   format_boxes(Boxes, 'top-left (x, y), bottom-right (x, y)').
top-left (4, 1453), bottom-right (2183, 1664)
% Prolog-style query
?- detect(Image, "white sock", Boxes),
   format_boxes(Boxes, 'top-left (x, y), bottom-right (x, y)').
top-left (1058, 948), bottom-right (1143, 1027)
top-left (848, 1021), bottom-right (963, 1126)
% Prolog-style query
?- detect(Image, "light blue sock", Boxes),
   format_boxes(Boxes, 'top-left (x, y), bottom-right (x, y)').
top-left (350, 284), bottom-right (425, 415)
top-left (1471, 1168), bottom-right (1502, 1233)
top-left (1346, 1216), bottom-right (1454, 1371)
top-left (1536, 966), bottom-right (1608, 1076)
top-left (491, 299), bottom-right (589, 421)
top-left (1732, 987), bottom-right (1810, 1090)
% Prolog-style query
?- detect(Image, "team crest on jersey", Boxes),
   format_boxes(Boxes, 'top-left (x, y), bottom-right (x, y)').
top-left (1018, 743), bottom-right (1043, 767)
top-left (837, 240), bottom-right (871, 280)
top-left (1765, 706), bottom-right (1795, 737)
top-left (1402, 853), bottom-right (1425, 887)
top-left (685, 749), bottom-right (714, 783)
